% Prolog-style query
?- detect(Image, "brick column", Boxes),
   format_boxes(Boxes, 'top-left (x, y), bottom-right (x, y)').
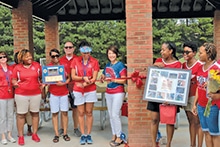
top-left (214, 10), bottom-right (220, 59)
top-left (45, 15), bottom-right (60, 64)
top-left (126, 0), bottom-right (153, 146)
top-left (12, 0), bottom-right (33, 55)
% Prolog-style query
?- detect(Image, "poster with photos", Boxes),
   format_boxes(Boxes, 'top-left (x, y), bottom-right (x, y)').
top-left (143, 66), bottom-right (192, 106)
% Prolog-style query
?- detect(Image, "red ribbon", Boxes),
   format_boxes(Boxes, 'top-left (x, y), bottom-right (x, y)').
top-left (130, 71), bottom-right (146, 88)
top-left (95, 71), bottom-right (147, 88)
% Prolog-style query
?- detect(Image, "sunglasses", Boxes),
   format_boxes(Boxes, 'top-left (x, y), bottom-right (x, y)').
top-left (0, 56), bottom-right (6, 59)
top-left (183, 51), bottom-right (192, 55)
top-left (51, 55), bottom-right (60, 58)
top-left (83, 52), bottom-right (90, 54)
top-left (64, 46), bottom-right (73, 49)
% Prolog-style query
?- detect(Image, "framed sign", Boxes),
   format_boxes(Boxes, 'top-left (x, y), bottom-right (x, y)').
top-left (42, 65), bottom-right (66, 84)
top-left (143, 66), bottom-right (192, 106)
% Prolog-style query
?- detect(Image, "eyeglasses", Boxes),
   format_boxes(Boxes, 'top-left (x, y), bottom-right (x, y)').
top-left (183, 51), bottom-right (192, 55)
top-left (64, 46), bottom-right (73, 49)
top-left (51, 55), bottom-right (60, 58)
top-left (0, 56), bottom-right (6, 59)
top-left (83, 52), bottom-right (90, 54)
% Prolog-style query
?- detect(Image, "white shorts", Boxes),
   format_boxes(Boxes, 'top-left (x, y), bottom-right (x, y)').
top-left (49, 94), bottom-right (69, 113)
top-left (73, 91), bottom-right (97, 106)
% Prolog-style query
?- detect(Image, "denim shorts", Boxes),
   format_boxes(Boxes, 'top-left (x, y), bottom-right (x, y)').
top-left (198, 104), bottom-right (220, 136)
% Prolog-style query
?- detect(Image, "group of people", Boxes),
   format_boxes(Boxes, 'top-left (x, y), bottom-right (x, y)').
top-left (0, 40), bottom-right (127, 147)
top-left (148, 42), bottom-right (220, 147)
top-left (1, 40), bottom-right (220, 147)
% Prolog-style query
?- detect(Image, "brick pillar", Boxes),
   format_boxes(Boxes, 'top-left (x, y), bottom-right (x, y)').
top-left (12, 0), bottom-right (33, 56)
top-left (126, 0), bottom-right (153, 147)
top-left (45, 15), bottom-right (60, 64)
top-left (214, 10), bottom-right (220, 59)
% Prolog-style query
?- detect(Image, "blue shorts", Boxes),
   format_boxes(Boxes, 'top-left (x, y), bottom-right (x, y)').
top-left (198, 104), bottom-right (220, 136)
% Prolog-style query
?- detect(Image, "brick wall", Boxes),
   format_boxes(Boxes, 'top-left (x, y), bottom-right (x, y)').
top-left (214, 10), bottom-right (220, 59)
top-left (12, 0), bottom-right (33, 55)
top-left (126, 0), bottom-right (153, 146)
top-left (44, 15), bottom-right (60, 64)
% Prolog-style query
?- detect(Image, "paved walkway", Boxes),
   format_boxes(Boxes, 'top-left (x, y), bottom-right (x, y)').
top-left (7, 108), bottom-right (205, 147)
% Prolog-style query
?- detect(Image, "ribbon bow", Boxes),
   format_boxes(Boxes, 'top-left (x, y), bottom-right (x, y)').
top-left (130, 71), bottom-right (146, 88)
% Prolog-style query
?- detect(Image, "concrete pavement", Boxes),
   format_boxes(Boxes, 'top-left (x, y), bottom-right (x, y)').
top-left (7, 107), bottom-right (205, 147)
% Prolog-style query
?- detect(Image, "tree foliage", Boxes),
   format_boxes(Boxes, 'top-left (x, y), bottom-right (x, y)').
top-left (0, 5), bottom-right (214, 66)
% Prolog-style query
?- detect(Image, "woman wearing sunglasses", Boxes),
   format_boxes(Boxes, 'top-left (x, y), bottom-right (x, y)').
top-left (71, 40), bottom-right (100, 145)
top-left (0, 51), bottom-right (16, 145)
top-left (12, 49), bottom-right (42, 145)
top-left (182, 41), bottom-right (204, 147)
top-left (46, 49), bottom-right (71, 143)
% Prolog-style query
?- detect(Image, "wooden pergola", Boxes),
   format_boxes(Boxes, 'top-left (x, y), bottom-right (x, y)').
top-left (0, 0), bottom-right (220, 146)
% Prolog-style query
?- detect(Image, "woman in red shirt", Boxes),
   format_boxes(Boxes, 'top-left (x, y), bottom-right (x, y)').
top-left (12, 49), bottom-right (42, 145)
top-left (0, 51), bottom-right (16, 144)
top-left (47, 48), bottom-right (71, 143)
top-left (182, 42), bottom-right (204, 147)
top-left (71, 40), bottom-right (100, 145)
top-left (192, 43), bottom-right (220, 147)
top-left (147, 42), bottom-right (182, 147)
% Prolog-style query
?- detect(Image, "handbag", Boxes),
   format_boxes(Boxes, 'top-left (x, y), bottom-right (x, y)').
top-left (159, 104), bottom-right (177, 124)
top-left (121, 101), bottom-right (128, 117)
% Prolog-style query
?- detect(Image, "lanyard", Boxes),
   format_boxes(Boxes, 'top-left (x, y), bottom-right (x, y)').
top-left (2, 68), bottom-right (11, 93)
top-left (82, 58), bottom-right (90, 76)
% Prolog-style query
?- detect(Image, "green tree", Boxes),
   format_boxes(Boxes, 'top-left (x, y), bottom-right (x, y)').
top-left (0, 6), bottom-right (13, 62)
top-left (59, 21), bottom-right (126, 68)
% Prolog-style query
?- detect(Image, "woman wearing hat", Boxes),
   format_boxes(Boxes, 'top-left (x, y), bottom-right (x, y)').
top-left (71, 40), bottom-right (100, 145)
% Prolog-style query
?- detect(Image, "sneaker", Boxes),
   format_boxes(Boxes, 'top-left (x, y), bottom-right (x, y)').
top-left (80, 135), bottom-right (87, 145)
top-left (8, 137), bottom-right (16, 143)
top-left (59, 129), bottom-right (64, 137)
top-left (86, 135), bottom-right (93, 144)
top-left (18, 136), bottom-right (24, 145)
top-left (1, 139), bottom-right (7, 145)
top-left (32, 134), bottom-right (40, 142)
top-left (74, 128), bottom-right (82, 137)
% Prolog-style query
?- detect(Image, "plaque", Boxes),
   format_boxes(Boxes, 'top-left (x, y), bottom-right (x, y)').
top-left (42, 65), bottom-right (66, 84)
top-left (143, 66), bottom-right (192, 106)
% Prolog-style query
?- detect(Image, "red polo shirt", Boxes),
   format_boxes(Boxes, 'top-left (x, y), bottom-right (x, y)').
top-left (12, 62), bottom-right (42, 95)
top-left (70, 56), bottom-right (100, 93)
top-left (0, 64), bottom-right (14, 99)
top-left (47, 62), bottom-right (69, 96)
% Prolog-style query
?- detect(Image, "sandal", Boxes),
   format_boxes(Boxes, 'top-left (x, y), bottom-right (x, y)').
top-left (110, 140), bottom-right (123, 147)
top-left (53, 136), bottom-right (59, 143)
top-left (63, 134), bottom-right (70, 141)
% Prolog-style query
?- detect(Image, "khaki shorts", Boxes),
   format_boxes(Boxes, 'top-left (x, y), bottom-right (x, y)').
top-left (183, 96), bottom-right (195, 111)
top-left (15, 94), bottom-right (41, 114)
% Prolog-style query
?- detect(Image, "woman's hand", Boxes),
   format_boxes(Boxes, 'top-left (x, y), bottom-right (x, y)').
top-left (99, 75), bottom-right (105, 83)
top-left (56, 81), bottom-right (66, 86)
top-left (163, 101), bottom-right (169, 105)
top-left (154, 62), bottom-right (164, 68)
top-left (207, 92), bottom-right (220, 101)
top-left (192, 105), bottom-right (197, 116)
